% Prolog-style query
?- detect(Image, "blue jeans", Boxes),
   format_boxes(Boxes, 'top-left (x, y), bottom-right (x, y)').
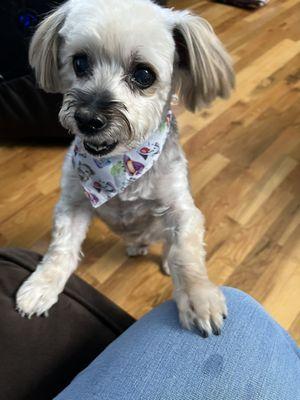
top-left (56, 288), bottom-right (300, 399)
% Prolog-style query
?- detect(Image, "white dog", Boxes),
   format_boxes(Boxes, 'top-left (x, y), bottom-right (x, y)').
top-left (16, 0), bottom-right (234, 337)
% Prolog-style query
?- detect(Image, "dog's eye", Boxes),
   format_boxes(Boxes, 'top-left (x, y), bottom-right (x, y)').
top-left (73, 54), bottom-right (90, 77)
top-left (132, 65), bottom-right (156, 89)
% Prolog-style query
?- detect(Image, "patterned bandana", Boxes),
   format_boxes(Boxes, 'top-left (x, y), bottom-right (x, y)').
top-left (72, 110), bottom-right (172, 208)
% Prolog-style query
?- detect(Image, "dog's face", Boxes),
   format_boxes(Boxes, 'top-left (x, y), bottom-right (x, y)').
top-left (30, 0), bottom-right (234, 157)
top-left (58, 0), bottom-right (175, 157)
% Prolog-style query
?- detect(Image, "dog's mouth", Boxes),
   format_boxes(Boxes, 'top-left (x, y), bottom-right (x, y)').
top-left (83, 140), bottom-right (118, 157)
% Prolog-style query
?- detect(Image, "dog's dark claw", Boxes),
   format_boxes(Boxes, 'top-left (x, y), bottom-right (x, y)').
top-left (210, 319), bottom-right (222, 336)
top-left (213, 328), bottom-right (221, 336)
top-left (193, 319), bottom-right (209, 338)
top-left (198, 329), bottom-right (209, 339)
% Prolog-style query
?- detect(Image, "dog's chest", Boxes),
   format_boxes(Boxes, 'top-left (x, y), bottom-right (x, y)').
top-left (94, 162), bottom-right (165, 229)
top-left (95, 196), bottom-right (164, 236)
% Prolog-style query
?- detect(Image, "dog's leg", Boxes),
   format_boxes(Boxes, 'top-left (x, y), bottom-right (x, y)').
top-left (161, 242), bottom-right (171, 275)
top-left (16, 197), bottom-right (93, 317)
top-left (164, 198), bottom-right (227, 336)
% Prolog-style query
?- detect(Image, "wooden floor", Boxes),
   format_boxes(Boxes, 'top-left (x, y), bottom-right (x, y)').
top-left (1, 0), bottom-right (300, 344)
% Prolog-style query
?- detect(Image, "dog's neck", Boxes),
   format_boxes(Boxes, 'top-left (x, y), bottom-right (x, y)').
top-left (72, 110), bottom-right (173, 208)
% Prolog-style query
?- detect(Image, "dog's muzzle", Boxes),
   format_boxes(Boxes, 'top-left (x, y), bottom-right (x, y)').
top-left (74, 109), bottom-right (107, 136)
top-left (68, 89), bottom-right (131, 156)
top-left (74, 108), bottom-right (118, 156)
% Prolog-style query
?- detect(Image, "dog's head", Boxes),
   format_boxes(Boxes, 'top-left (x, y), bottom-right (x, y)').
top-left (30, 0), bottom-right (234, 157)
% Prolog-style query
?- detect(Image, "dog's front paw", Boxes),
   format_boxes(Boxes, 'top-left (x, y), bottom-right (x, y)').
top-left (16, 271), bottom-right (60, 318)
top-left (174, 283), bottom-right (227, 337)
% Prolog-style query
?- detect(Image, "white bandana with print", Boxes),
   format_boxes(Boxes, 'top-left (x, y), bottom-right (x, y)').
top-left (72, 110), bottom-right (172, 208)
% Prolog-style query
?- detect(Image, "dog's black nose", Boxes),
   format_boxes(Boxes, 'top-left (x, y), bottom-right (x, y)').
top-left (74, 110), bottom-right (107, 135)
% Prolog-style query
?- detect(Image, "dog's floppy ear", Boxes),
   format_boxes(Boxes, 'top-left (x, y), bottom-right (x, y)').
top-left (29, 5), bottom-right (67, 93)
top-left (172, 12), bottom-right (235, 112)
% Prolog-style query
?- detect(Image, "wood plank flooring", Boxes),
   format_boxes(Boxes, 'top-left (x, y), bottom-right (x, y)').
top-left (0, 0), bottom-right (299, 343)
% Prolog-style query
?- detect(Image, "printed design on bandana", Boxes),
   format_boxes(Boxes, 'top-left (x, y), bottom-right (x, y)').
top-left (124, 155), bottom-right (145, 176)
top-left (138, 142), bottom-right (160, 159)
top-left (72, 110), bottom-right (172, 208)
top-left (77, 162), bottom-right (94, 182)
top-left (93, 181), bottom-right (116, 194)
top-left (93, 158), bottom-right (112, 169)
top-left (111, 161), bottom-right (125, 176)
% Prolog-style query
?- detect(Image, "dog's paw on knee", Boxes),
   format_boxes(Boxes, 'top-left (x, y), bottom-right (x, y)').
top-left (174, 284), bottom-right (227, 338)
top-left (16, 272), bottom-right (59, 318)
